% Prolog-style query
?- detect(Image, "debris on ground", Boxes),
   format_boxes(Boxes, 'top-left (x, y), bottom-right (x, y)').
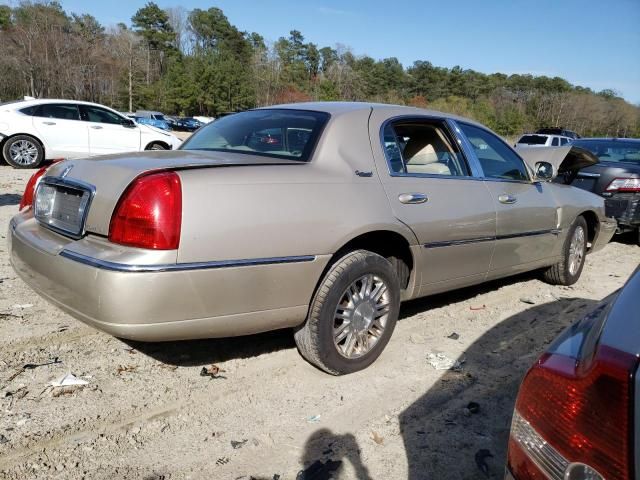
top-left (306, 415), bottom-right (321, 424)
top-left (116, 365), bottom-right (137, 375)
top-left (0, 434), bottom-right (9, 444)
top-left (474, 449), bottom-right (493, 478)
top-left (469, 305), bottom-right (486, 311)
top-left (7, 357), bottom-right (61, 382)
top-left (519, 297), bottom-right (536, 305)
top-left (12, 303), bottom-right (33, 309)
top-left (447, 332), bottom-right (460, 340)
top-left (231, 439), bottom-right (248, 449)
top-left (427, 353), bottom-right (465, 371)
top-left (200, 365), bottom-right (226, 379)
top-left (216, 457), bottom-right (230, 466)
top-left (371, 431), bottom-right (384, 445)
top-left (50, 372), bottom-right (89, 388)
top-left (296, 459), bottom-right (342, 480)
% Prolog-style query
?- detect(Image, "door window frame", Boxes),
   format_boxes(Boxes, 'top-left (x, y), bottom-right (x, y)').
top-left (453, 120), bottom-right (534, 184)
top-left (79, 104), bottom-right (129, 126)
top-left (379, 115), bottom-right (482, 180)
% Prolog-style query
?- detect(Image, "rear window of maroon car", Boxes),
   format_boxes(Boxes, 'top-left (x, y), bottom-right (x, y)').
top-left (180, 109), bottom-right (329, 162)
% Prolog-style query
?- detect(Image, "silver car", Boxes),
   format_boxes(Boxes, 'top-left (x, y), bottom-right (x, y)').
top-left (8, 103), bottom-right (616, 374)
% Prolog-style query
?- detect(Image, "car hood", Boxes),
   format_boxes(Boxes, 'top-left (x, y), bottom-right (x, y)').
top-left (517, 145), bottom-right (599, 182)
top-left (44, 150), bottom-right (304, 236)
top-left (139, 123), bottom-right (173, 136)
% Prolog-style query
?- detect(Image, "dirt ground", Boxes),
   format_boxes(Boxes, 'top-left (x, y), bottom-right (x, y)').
top-left (0, 163), bottom-right (638, 480)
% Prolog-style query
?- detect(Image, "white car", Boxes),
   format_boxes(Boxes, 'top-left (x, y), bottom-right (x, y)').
top-left (515, 133), bottom-right (573, 148)
top-left (0, 99), bottom-right (182, 168)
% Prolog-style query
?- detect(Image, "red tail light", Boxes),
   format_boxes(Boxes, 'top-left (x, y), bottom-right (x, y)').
top-left (108, 171), bottom-right (182, 250)
top-left (19, 165), bottom-right (50, 211)
top-left (509, 344), bottom-right (637, 480)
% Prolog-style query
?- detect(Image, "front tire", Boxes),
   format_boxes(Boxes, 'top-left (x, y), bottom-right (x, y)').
top-left (542, 216), bottom-right (588, 286)
top-left (294, 250), bottom-right (400, 375)
top-left (2, 135), bottom-right (44, 168)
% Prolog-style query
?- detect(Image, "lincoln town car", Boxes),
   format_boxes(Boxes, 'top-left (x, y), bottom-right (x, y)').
top-left (8, 103), bottom-right (616, 374)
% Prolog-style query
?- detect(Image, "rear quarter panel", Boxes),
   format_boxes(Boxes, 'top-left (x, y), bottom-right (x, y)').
top-left (177, 108), bottom-right (418, 263)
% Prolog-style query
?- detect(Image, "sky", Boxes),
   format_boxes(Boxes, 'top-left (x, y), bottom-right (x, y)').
top-left (7, 0), bottom-right (640, 103)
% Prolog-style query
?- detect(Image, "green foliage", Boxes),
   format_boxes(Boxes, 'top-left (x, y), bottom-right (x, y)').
top-left (0, 1), bottom-right (637, 137)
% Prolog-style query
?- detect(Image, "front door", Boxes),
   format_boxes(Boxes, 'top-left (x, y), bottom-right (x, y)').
top-left (79, 105), bottom-right (141, 156)
top-left (369, 111), bottom-right (497, 292)
top-left (456, 122), bottom-right (558, 273)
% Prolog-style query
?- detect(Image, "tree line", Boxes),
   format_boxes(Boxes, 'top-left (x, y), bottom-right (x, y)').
top-left (1, 1), bottom-right (638, 138)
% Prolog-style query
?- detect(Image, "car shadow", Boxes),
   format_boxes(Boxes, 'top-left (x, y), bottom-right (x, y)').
top-left (124, 271), bottom-right (541, 367)
top-left (0, 193), bottom-right (21, 206)
top-left (398, 296), bottom-right (599, 479)
top-left (611, 231), bottom-right (638, 246)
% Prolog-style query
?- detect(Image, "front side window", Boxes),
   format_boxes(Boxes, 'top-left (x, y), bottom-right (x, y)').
top-left (181, 109), bottom-right (329, 162)
top-left (80, 105), bottom-right (126, 125)
top-left (560, 138), bottom-right (569, 146)
top-left (552, 137), bottom-right (559, 146)
top-left (382, 121), bottom-right (470, 176)
top-left (459, 123), bottom-right (529, 181)
top-left (35, 103), bottom-right (80, 121)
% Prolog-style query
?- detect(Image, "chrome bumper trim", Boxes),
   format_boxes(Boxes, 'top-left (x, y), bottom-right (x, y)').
top-left (59, 249), bottom-right (316, 272)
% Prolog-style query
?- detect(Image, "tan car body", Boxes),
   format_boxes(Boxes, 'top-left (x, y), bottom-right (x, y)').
top-left (9, 103), bottom-right (616, 341)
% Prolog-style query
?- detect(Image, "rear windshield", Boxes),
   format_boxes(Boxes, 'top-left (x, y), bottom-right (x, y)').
top-left (573, 140), bottom-right (640, 164)
top-left (518, 135), bottom-right (548, 145)
top-left (181, 109), bottom-right (329, 162)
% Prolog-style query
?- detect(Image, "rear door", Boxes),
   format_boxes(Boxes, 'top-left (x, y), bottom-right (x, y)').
top-left (32, 103), bottom-right (89, 158)
top-left (456, 122), bottom-right (559, 272)
top-left (369, 111), bottom-right (496, 291)
top-left (79, 105), bottom-right (141, 155)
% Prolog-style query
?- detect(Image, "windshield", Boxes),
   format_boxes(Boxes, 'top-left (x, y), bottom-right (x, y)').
top-left (518, 135), bottom-right (548, 145)
top-left (181, 109), bottom-right (329, 162)
top-left (573, 140), bottom-right (640, 164)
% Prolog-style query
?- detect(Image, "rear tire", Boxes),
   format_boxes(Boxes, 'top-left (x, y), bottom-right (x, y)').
top-left (146, 142), bottom-right (169, 151)
top-left (294, 250), bottom-right (400, 375)
top-left (542, 216), bottom-right (588, 286)
top-left (3, 135), bottom-right (44, 168)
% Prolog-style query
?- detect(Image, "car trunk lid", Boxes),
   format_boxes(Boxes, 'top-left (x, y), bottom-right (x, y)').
top-left (42, 150), bottom-right (303, 237)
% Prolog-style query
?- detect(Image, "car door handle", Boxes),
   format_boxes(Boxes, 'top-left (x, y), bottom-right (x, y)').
top-left (90, 126), bottom-right (103, 130)
top-left (42, 121), bottom-right (56, 125)
top-left (398, 193), bottom-right (428, 204)
top-left (498, 194), bottom-right (517, 204)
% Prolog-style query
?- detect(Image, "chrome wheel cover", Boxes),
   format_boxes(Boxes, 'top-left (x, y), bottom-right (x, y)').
top-left (568, 226), bottom-right (585, 276)
top-left (9, 139), bottom-right (39, 166)
top-left (333, 274), bottom-right (391, 359)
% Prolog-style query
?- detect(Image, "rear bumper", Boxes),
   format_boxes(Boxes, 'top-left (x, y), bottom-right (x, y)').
top-left (605, 193), bottom-right (640, 229)
top-left (9, 213), bottom-right (327, 341)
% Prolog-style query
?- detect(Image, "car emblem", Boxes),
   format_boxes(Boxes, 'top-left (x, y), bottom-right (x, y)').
top-left (60, 165), bottom-right (73, 178)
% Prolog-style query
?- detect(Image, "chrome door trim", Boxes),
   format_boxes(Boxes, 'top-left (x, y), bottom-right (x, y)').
top-left (59, 249), bottom-right (316, 272)
top-left (423, 229), bottom-right (561, 248)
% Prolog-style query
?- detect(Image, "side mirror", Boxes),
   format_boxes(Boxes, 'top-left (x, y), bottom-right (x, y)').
top-left (535, 161), bottom-right (554, 181)
top-left (122, 118), bottom-right (136, 128)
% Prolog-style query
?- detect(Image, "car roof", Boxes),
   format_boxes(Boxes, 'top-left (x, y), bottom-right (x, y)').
top-left (4, 98), bottom-right (115, 109)
top-left (257, 101), bottom-right (485, 127)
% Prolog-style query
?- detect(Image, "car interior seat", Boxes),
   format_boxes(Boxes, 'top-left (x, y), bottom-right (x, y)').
top-left (402, 128), bottom-right (452, 175)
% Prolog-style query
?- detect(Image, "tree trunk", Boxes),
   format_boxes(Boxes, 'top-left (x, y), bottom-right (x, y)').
top-left (129, 53), bottom-right (133, 112)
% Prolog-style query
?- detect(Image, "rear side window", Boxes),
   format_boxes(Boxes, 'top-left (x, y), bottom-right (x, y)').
top-left (19, 105), bottom-right (37, 115)
top-left (35, 104), bottom-right (80, 120)
top-left (551, 137), bottom-right (559, 146)
top-left (518, 135), bottom-right (548, 145)
top-left (382, 120), bottom-right (470, 176)
top-left (181, 109), bottom-right (329, 162)
top-left (460, 123), bottom-right (529, 181)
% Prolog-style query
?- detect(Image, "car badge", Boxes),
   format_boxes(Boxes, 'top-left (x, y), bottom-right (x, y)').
top-left (60, 165), bottom-right (73, 179)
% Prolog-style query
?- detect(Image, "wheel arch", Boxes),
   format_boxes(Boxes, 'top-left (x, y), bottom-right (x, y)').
top-left (317, 228), bottom-right (418, 299)
top-left (1, 133), bottom-right (46, 159)
top-left (145, 140), bottom-right (170, 150)
top-left (578, 209), bottom-right (599, 250)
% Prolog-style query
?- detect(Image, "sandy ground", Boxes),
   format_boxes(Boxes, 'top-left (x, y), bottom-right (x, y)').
top-left (0, 163), bottom-right (638, 480)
